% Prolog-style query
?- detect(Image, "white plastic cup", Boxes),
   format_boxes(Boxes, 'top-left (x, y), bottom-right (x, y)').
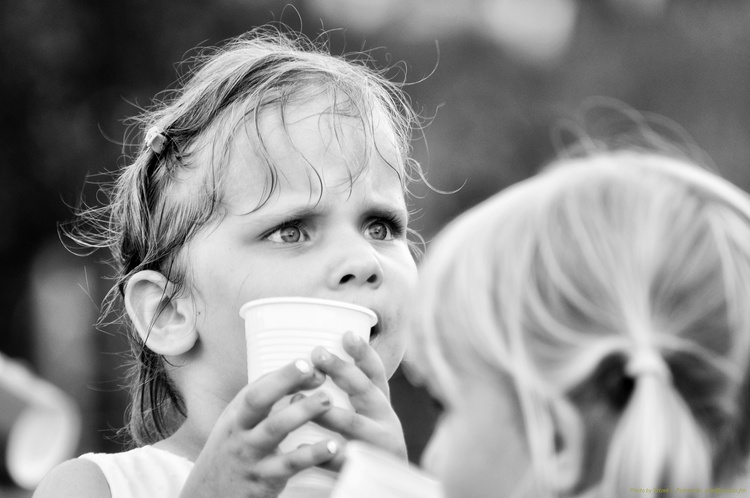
top-left (239, 297), bottom-right (377, 498)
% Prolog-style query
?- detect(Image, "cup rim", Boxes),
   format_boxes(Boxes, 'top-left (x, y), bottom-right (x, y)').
top-left (239, 297), bottom-right (377, 325)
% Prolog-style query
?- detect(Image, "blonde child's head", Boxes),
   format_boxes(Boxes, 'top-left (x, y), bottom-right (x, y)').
top-left (410, 149), bottom-right (750, 497)
top-left (74, 26), bottom-right (424, 447)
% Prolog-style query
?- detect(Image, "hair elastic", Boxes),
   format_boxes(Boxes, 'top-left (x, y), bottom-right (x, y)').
top-left (625, 348), bottom-right (671, 381)
top-left (145, 126), bottom-right (168, 154)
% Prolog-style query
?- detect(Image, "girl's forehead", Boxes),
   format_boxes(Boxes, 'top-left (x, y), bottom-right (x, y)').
top-left (217, 96), bottom-right (405, 209)
top-left (263, 93), bottom-right (399, 153)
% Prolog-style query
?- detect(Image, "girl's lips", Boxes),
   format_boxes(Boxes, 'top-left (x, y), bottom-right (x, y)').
top-left (369, 322), bottom-right (381, 341)
top-left (369, 310), bottom-right (383, 342)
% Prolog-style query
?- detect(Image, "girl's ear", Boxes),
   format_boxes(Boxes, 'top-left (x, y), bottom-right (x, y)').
top-left (550, 398), bottom-right (585, 493)
top-left (124, 270), bottom-right (198, 356)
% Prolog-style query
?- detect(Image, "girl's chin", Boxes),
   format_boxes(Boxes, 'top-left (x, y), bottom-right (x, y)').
top-left (370, 335), bottom-right (406, 378)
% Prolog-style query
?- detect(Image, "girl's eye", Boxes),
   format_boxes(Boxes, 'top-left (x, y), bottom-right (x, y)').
top-left (266, 224), bottom-right (306, 243)
top-left (367, 221), bottom-right (392, 241)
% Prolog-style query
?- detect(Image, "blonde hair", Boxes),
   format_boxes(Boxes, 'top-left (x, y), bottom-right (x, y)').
top-left (70, 25), bottom-right (425, 446)
top-left (410, 151), bottom-right (750, 496)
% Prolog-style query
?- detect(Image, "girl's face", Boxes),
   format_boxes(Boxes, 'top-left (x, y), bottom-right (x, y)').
top-left (182, 95), bottom-right (417, 400)
top-left (422, 378), bottom-right (531, 498)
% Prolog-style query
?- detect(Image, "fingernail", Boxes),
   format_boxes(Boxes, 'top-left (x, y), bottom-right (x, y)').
top-left (295, 359), bottom-right (312, 374)
top-left (316, 348), bottom-right (330, 362)
top-left (326, 441), bottom-right (338, 454)
top-left (315, 390), bottom-right (331, 406)
top-left (290, 393), bottom-right (306, 404)
top-left (347, 331), bottom-right (365, 346)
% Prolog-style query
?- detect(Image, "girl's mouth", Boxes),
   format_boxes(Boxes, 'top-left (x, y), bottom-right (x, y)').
top-left (370, 322), bottom-right (381, 341)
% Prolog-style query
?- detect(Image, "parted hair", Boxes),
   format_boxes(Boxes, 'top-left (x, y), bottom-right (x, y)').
top-left (410, 148), bottom-right (750, 496)
top-left (71, 25), bottom-right (424, 447)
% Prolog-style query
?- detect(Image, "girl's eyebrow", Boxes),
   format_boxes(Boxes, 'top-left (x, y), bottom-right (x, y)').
top-left (244, 196), bottom-right (409, 224)
top-left (363, 202), bottom-right (410, 223)
top-left (273, 203), bottom-right (408, 222)
top-left (252, 205), bottom-right (322, 224)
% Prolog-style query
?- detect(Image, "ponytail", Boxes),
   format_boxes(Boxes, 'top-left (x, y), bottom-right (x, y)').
top-left (602, 355), bottom-right (712, 497)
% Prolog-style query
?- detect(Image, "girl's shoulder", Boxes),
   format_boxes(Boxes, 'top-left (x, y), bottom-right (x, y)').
top-left (33, 446), bottom-right (193, 498)
top-left (84, 446), bottom-right (192, 498)
top-left (33, 457), bottom-right (110, 498)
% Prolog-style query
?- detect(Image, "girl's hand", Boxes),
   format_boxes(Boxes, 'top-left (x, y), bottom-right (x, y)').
top-left (310, 331), bottom-right (407, 468)
top-left (179, 359), bottom-right (338, 498)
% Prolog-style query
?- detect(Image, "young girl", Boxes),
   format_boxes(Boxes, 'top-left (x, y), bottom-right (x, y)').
top-left (34, 26), bottom-right (423, 498)
top-left (409, 143), bottom-right (750, 497)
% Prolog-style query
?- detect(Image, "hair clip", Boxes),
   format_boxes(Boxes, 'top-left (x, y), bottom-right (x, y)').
top-left (145, 126), bottom-right (168, 154)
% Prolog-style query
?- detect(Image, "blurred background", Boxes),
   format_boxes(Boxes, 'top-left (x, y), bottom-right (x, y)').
top-left (2, 0), bottom-right (750, 495)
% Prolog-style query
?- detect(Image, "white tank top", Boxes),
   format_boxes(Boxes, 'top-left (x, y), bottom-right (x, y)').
top-left (79, 446), bottom-right (193, 498)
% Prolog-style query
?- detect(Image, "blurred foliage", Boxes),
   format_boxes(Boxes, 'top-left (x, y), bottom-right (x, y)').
top-left (1, 0), bottom-right (750, 475)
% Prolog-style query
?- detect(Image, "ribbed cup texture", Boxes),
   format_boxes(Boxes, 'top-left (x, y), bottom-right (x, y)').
top-left (240, 298), bottom-right (377, 498)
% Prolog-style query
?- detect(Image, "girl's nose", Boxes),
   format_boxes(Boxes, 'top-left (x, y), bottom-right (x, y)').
top-left (326, 242), bottom-right (384, 289)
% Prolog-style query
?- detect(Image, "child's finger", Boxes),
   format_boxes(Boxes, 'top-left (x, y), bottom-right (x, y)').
top-left (247, 390), bottom-right (334, 452)
top-left (311, 347), bottom-right (390, 417)
top-left (236, 359), bottom-right (325, 428)
top-left (342, 330), bottom-right (390, 396)
top-left (313, 406), bottom-right (407, 460)
top-left (252, 439), bottom-right (341, 479)
top-left (314, 405), bottom-right (375, 439)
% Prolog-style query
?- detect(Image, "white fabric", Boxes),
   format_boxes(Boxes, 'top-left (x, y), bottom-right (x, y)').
top-left (79, 446), bottom-right (193, 498)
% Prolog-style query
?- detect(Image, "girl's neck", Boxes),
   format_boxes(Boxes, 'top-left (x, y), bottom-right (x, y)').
top-left (158, 355), bottom-right (239, 461)
top-left (152, 419), bottom-right (208, 462)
